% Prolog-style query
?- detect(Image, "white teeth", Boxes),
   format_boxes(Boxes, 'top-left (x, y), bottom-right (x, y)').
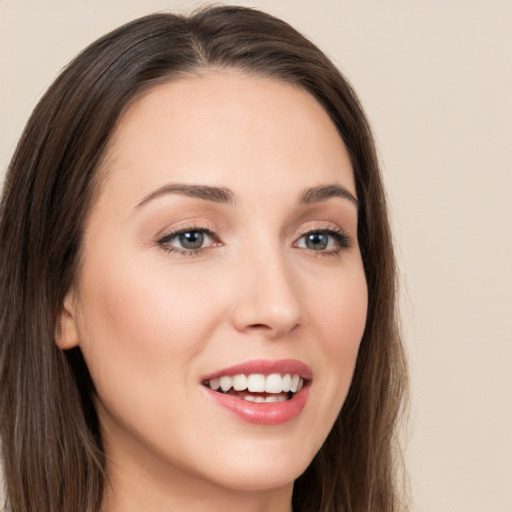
top-left (207, 373), bottom-right (306, 394)
top-left (281, 374), bottom-right (292, 392)
top-left (232, 374), bottom-right (248, 391)
top-left (219, 376), bottom-right (233, 392)
top-left (243, 394), bottom-right (288, 403)
top-left (247, 374), bottom-right (266, 392)
top-left (265, 373), bottom-right (283, 393)
top-left (289, 374), bottom-right (300, 393)
top-left (264, 395), bottom-right (287, 403)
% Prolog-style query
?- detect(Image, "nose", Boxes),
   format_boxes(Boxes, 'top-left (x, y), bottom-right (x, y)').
top-left (229, 250), bottom-right (304, 338)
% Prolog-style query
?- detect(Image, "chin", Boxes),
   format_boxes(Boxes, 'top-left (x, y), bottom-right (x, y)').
top-left (209, 468), bottom-right (301, 493)
top-left (196, 446), bottom-right (313, 492)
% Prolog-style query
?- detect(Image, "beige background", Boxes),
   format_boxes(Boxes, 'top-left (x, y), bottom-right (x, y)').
top-left (1, 1), bottom-right (511, 511)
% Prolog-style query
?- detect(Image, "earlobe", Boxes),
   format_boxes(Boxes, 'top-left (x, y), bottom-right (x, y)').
top-left (55, 291), bottom-right (80, 350)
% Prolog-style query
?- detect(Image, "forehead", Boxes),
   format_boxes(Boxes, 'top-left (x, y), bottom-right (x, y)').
top-left (99, 70), bottom-right (355, 206)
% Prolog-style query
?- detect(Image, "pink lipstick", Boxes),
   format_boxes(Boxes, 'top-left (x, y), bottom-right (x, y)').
top-left (201, 359), bottom-right (311, 425)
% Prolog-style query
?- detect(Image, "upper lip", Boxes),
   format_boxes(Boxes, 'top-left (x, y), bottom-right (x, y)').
top-left (202, 359), bottom-right (313, 381)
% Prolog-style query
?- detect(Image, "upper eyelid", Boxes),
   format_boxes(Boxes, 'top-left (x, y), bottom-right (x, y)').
top-left (156, 226), bottom-right (219, 256)
top-left (297, 225), bottom-right (343, 235)
top-left (296, 227), bottom-right (352, 244)
top-left (154, 220), bottom-right (353, 250)
top-left (156, 223), bottom-right (350, 240)
top-left (296, 223), bottom-right (352, 239)
top-left (161, 225), bottom-right (215, 237)
top-left (157, 222), bottom-right (217, 240)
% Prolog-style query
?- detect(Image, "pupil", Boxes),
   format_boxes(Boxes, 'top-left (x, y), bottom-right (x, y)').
top-left (306, 233), bottom-right (328, 250)
top-left (179, 231), bottom-right (204, 249)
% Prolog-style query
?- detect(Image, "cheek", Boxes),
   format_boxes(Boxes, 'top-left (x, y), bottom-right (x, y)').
top-left (310, 265), bottom-right (368, 401)
top-left (74, 256), bottom-right (225, 392)
top-left (314, 265), bottom-right (368, 354)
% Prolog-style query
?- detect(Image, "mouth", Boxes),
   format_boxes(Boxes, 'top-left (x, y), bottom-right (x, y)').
top-left (200, 359), bottom-right (312, 425)
top-left (202, 373), bottom-right (306, 403)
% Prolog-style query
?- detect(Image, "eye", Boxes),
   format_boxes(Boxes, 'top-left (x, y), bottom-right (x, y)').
top-left (157, 227), bottom-right (220, 255)
top-left (295, 228), bottom-right (351, 254)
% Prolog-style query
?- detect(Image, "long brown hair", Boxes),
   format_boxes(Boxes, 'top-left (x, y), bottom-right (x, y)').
top-left (0, 6), bottom-right (407, 512)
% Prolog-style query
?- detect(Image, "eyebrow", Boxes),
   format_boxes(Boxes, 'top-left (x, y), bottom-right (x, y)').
top-left (135, 182), bottom-right (358, 209)
top-left (299, 184), bottom-right (359, 209)
top-left (136, 184), bottom-right (236, 209)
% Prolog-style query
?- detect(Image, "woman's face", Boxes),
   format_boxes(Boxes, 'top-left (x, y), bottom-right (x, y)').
top-left (59, 71), bottom-right (367, 500)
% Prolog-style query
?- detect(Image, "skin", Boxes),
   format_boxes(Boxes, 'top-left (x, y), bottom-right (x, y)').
top-left (57, 70), bottom-right (368, 512)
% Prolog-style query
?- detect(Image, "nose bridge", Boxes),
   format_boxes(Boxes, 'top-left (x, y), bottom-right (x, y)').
top-left (231, 238), bottom-right (304, 336)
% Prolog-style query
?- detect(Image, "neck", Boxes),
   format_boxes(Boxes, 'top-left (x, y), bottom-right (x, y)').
top-left (101, 467), bottom-right (293, 512)
top-left (99, 435), bottom-right (294, 512)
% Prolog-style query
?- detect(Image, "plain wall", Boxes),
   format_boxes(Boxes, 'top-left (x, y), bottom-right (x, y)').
top-left (1, 1), bottom-right (511, 511)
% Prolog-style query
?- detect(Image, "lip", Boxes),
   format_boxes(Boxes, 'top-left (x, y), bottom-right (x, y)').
top-left (202, 358), bottom-right (313, 380)
top-left (201, 359), bottom-right (312, 425)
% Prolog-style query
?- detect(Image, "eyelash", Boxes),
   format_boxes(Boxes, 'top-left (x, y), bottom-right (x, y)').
top-left (157, 224), bottom-right (220, 256)
top-left (157, 225), bottom-right (352, 257)
top-left (295, 226), bottom-right (352, 257)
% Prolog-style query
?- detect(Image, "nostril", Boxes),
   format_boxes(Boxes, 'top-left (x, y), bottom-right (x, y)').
top-left (229, 277), bottom-right (304, 336)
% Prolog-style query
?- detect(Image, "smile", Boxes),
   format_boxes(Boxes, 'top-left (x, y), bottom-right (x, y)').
top-left (201, 360), bottom-right (311, 425)
top-left (204, 373), bottom-right (304, 402)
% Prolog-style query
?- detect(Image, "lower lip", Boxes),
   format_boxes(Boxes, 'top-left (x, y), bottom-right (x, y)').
top-left (202, 385), bottom-right (310, 425)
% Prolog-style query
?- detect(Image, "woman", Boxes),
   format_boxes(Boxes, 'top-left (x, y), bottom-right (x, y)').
top-left (0, 6), bottom-right (407, 512)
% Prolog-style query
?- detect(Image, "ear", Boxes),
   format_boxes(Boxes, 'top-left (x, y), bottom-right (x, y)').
top-left (54, 290), bottom-right (80, 350)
